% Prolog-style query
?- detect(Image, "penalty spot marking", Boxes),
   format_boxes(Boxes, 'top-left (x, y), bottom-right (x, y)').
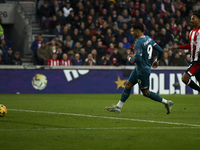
top-left (8, 109), bottom-right (200, 127)
top-left (0, 126), bottom-right (200, 131)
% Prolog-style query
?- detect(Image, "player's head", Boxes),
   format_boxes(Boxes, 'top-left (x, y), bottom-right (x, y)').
top-left (191, 12), bottom-right (200, 28)
top-left (131, 23), bottom-right (144, 38)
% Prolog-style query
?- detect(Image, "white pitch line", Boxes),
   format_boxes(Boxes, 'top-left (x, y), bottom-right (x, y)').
top-left (8, 109), bottom-right (200, 127)
top-left (0, 126), bottom-right (200, 131)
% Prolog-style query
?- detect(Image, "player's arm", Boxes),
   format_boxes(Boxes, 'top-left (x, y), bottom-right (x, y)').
top-left (152, 43), bottom-right (163, 68)
top-left (127, 44), bottom-right (142, 63)
top-left (169, 43), bottom-right (190, 50)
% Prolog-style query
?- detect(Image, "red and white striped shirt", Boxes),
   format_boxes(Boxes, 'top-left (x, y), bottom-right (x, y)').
top-left (59, 59), bottom-right (72, 66)
top-left (47, 58), bottom-right (60, 66)
top-left (180, 27), bottom-right (200, 62)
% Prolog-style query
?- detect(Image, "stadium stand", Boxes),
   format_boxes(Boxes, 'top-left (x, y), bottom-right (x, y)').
top-left (0, 0), bottom-right (199, 66)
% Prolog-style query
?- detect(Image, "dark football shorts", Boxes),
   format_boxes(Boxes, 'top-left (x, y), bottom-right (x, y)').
top-left (186, 62), bottom-right (200, 81)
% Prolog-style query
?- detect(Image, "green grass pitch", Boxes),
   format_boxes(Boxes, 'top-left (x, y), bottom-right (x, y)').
top-left (0, 94), bottom-right (200, 150)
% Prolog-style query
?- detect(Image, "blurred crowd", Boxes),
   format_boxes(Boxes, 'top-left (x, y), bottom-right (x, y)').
top-left (1, 0), bottom-right (199, 66)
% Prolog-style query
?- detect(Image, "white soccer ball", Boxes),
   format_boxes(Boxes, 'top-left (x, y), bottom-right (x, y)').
top-left (32, 74), bottom-right (47, 90)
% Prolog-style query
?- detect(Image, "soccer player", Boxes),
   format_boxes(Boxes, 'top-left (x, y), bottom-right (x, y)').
top-left (170, 12), bottom-right (200, 92)
top-left (105, 23), bottom-right (173, 114)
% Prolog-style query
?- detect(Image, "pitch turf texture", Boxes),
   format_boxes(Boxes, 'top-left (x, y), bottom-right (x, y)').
top-left (0, 94), bottom-right (200, 150)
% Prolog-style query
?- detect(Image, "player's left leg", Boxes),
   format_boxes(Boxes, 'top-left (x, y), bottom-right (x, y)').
top-left (182, 63), bottom-right (200, 92)
top-left (138, 71), bottom-right (173, 114)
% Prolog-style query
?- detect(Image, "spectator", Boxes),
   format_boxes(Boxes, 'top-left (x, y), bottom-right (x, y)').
top-left (91, 49), bottom-right (98, 63)
top-left (53, 23), bottom-right (62, 35)
top-left (83, 53), bottom-right (96, 66)
top-left (122, 37), bottom-right (131, 49)
top-left (59, 53), bottom-right (72, 66)
top-left (56, 47), bottom-right (63, 60)
top-left (91, 35), bottom-right (97, 48)
top-left (73, 53), bottom-right (83, 66)
top-left (104, 28), bottom-right (113, 46)
top-left (77, 35), bottom-right (85, 47)
top-left (31, 34), bottom-right (45, 65)
top-left (47, 52), bottom-right (59, 66)
top-left (79, 48), bottom-right (87, 63)
top-left (174, 10), bottom-right (183, 25)
top-left (165, 41), bottom-right (173, 51)
top-left (84, 28), bottom-right (92, 42)
top-left (73, 42), bottom-right (82, 54)
top-left (12, 51), bottom-right (22, 65)
top-left (66, 10), bottom-right (75, 24)
top-left (111, 9), bottom-right (118, 23)
top-left (171, 51), bottom-right (187, 66)
top-left (171, 29), bottom-right (180, 44)
top-left (78, 10), bottom-right (85, 23)
top-left (173, 0), bottom-right (184, 11)
top-left (107, 43), bottom-right (115, 56)
top-left (53, 35), bottom-right (64, 47)
top-left (94, 28), bottom-right (103, 42)
top-left (50, 14), bottom-right (58, 31)
top-left (39, 1), bottom-right (52, 29)
top-left (98, 52), bottom-right (111, 66)
top-left (118, 42), bottom-right (127, 65)
top-left (57, 9), bottom-right (66, 26)
top-left (37, 41), bottom-right (51, 65)
top-left (51, 0), bottom-right (60, 15)
top-left (46, 40), bottom-right (62, 54)
top-left (0, 39), bottom-right (12, 59)
top-left (71, 28), bottom-right (79, 43)
top-left (121, 9), bottom-right (131, 24)
top-left (67, 49), bottom-right (74, 60)
top-left (4, 48), bottom-right (14, 65)
top-left (63, 2), bottom-right (73, 18)
top-left (85, 40), bottom-right (93, 54)
top-left (128, 1), bottom-right (135, 17)
top-left (107, 16), bottom-right (114, 29)
top-left (63, 35), bottom-right (74, 49)
top-left (96, 40), bottom-right (106, 61)
top-left (110, 48), bottom-right (122, 66)
top-left (161, 0), bottom-right (175, 14)
top-left (159, 51), bottom-right (171, 66)
top-left (158, 28), bottom-right (173, 48)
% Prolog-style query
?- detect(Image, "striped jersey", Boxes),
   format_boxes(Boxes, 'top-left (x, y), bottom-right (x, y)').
top-left (59, 59), bottom-right (72, 66)
top-left (180, 27), bottom-right (200, 62)
top-left (47, 58), bottom-right (59, 66)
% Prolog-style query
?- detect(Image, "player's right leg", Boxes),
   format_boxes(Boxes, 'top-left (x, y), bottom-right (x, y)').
top-left (183, 63), bottom-right (200, 92)
top-left (105, 69), bottom-right (137, 113)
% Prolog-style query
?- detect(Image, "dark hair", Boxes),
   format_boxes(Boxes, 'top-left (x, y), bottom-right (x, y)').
top-left (193, 12), bottom-right (200, 19)
top-left (131, 23), bottom-right (144, 32)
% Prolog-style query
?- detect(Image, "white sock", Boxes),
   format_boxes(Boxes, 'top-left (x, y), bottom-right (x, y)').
top-left (161, 98), bottom-right (168, 104)
top-left (116, 100), bottom-right (124, 108)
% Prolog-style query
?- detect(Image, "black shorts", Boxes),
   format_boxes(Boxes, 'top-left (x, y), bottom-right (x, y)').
top-left (185, 62), bottom-right (200, 81)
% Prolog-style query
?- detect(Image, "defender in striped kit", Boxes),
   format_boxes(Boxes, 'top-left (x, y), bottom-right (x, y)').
top-left (170, 12), bottom-right (200, 92)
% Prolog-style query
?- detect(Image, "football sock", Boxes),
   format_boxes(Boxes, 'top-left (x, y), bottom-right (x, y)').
top-left (161, 98), bottom-right (168, 104)
top-left (116, 100), bottom-right (124, 108)
top-left (147, 91), bottom-right (162, 102)
top-left (120, 88), bottom-right (131, 103)
top-left (187, 79), bottom-right (200, 92)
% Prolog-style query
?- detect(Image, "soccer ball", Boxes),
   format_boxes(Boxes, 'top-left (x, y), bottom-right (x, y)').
top-left (0, 104), bottom-right (7, 117)
top-left (32, 74), bottom-right (47, 90)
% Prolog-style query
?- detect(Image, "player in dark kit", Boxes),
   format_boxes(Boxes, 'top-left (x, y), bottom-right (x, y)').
top-left (106, 23), bottom-right (173, 114)
top-left (170, 12), bottom-right (200, 92)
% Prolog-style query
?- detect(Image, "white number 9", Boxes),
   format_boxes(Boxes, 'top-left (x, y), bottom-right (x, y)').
top-left (147, 45), bottom-right (153, 59)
